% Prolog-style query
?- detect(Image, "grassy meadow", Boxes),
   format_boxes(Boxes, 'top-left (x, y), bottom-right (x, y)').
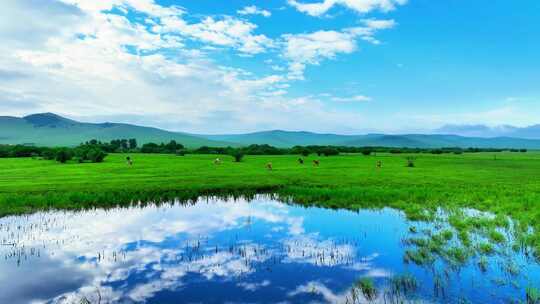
top-left (1, 151), bottom-right (540, 254)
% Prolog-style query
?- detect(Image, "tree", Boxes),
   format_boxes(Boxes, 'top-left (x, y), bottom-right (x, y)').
top-left (120, 139), bottom-right (129, 150)
top-left (232, 151), bottom-right (245, 162)
top-left (361, 148), bottom-right (372, 156)
top-left (321, 147), bottom-right (339, 156)
top-left (141, 143), bottom-right (160, 153)
top-left (42, 149), bottom-right (56, 160)
top-left (129, 138), bottom-right (138, 149)
top-left (55, 149), bottom-right (72, 163)
top-left (87, 149), bottom-right (107, 163)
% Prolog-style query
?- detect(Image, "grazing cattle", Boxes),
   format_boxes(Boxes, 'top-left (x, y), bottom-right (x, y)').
top-left (126, 156), bottom-right (133, 166)
top-left (376, 160), bottom-right (382, 168)
top-left (214, 158), bottom-right (221, 165)
top-left (298, 158), bottom-right (304, 165)
top-left (313, 160), bottom-right (320, 166)
top-left (266, 162), bottom-right (273, 170)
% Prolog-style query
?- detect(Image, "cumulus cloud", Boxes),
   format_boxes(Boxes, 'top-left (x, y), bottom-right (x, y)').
top-left (288, 0), bottom-right (407, 17)
top-left (0, 0), bottom-right (402, 133)
top-left (238, 5), bottom-right (272, 17)
top-left (282, 19), bottom-right (396, 79)
top-left (154, 15), bottom-right (273, 54)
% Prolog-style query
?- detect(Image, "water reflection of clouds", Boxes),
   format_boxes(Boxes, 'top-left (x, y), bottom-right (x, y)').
top-left (0, 197), bottom-right (308, 303)
top-left (237, 279), bottom-right (271, 291)
top-left (289, 280), bottom-right (434, 304)
top-left (281, 234), bottom-right (356, 266)
top-left (0, 196), bottom-right (391, 304)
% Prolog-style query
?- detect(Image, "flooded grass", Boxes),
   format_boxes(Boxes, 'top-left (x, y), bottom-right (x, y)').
top-left (0, 196), bottom-right (539, 303)
top-left (355, 277), bottom-right (378, 301)
top-left (389, 273), bottom-right (418, 297)
top-left (0, 152), bottom-right (540, 253)
top-left (527, 286), bottom-right (540, 304)
top-left (1, 153), bottom-right (540, 301)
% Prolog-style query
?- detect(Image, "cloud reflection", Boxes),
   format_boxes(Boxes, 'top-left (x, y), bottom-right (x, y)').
top-left (0, 196), bottom-right (393, 304)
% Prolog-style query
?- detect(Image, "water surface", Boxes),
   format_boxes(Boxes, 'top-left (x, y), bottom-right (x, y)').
top-left (0, 196), bottom-right (537, 303)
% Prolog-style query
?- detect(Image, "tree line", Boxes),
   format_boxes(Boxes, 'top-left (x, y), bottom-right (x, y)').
top-left (0, 138), bottom-right (529, 163)
top-left (0, 142), bottom-right (109, 163)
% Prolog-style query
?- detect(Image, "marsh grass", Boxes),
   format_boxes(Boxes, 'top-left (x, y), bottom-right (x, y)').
top-left (2, 152), bottom-right (540, 257)
top-left (527, 286), bottom-right (540, 304)
top-left (478, 256), bottom-right (489, 272)
top-left (389, 273), bottom-right (418, 297)
top-left (355, 277), bottom-right (377, 301)
top-left (478, 243), bottom-right (495, 255)
top-left (404, 248), bottom-right (435, 265)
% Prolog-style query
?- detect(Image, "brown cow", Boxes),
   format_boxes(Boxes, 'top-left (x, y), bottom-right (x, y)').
top-left (266, 162), bottom-right (273, 170)
top-left (313, 160), bottom-right (320, 166)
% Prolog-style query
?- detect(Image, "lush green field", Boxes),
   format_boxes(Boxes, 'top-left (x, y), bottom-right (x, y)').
top-left (1, 152), bottom-right (540, 253)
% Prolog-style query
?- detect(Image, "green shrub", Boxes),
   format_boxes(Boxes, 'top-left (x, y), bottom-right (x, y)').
top-left (55, 149), bottom-right (72, 163)
top-left (232, 151), bottom-right (245, 162)
top-left (361, 148), bottom-right (372, 156)
top-left (87, 149), bottom-right (107, 163)
top-left (321, 147), bottom-right (340, 156)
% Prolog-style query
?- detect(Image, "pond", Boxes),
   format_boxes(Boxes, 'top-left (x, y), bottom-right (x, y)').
top-left (0, 196), bottom-right (538, 303)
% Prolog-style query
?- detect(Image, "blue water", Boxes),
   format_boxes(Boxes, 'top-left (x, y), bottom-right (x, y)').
top-left (0, 196), bottom-right (538, 303)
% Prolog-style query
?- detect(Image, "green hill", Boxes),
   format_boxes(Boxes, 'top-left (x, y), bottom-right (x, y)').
top-left (3, 114), bottom-right (540, 149)
top-left (202, 130), bottom-right (540, 149)
top-left (204, 130), bottom-right (358, 147)
top-left (0, 113), bottom-right (233, 148)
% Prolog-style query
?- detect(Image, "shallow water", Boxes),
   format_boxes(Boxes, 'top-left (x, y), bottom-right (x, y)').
top-left (0, 196), bottom-right (538, 303)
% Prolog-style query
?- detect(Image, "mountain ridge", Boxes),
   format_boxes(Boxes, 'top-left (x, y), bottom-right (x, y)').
top-left (435, 123), bottom-right (540, 139)
top-left (0, 113), bottom-right (234, 147)
top-left (2, 113), bottom-right (540, 149)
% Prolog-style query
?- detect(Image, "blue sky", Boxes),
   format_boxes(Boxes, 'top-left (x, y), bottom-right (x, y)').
top-left (1, 0), bottom-right (539, 133)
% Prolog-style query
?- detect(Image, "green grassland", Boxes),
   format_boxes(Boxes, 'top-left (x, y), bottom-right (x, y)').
top-left (1, 152), bottom-right (540, 253)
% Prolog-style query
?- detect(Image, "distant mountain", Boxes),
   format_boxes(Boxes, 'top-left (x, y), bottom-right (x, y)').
top-left (204, 130), bottom-right (359, 147)
top-left (2, 113), bottom-right (540, 149)
top-left (201, 130), bottom-right (540, 149)
top-left (436, 124), bottom-right (540, 139)
top-left (0, 113), bottom-right (233, 147)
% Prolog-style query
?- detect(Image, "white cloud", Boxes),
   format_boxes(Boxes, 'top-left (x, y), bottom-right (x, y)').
top-left (407, 104), bottom-right (540, 129)
top-left (288, 0), bottom-right (407, 17)
top-left (282, 20), bottom-right (395, 79)
top-left (283, 30), bottom-right (356, 79)
top-left (284, 30), bottom-right (357, 64)
top-left (238, 5), bottom-right (272, 17)
top-left (0, 0), bottom-right (402, 133)
top-left (155, 15), bottom-right (273, 54)
top-left (331, 95), bottom-right (372, 102)
top-left (362, 18), bottom-right (397, 30)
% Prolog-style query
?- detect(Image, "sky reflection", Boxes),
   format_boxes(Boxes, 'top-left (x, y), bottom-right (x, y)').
top-left (0, 196), bottom-right (538, 303)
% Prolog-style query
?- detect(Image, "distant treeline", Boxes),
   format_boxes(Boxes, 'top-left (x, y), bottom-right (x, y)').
top-left (0, 139), bottom-right (529, 162)
top-left (0, 142), bottom-right (108, 163)
top-left (190, 145), bottom-right (528, 156)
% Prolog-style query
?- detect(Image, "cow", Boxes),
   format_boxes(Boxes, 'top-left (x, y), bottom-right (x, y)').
top-left (298, 158), bottom-right (304, 165)
top-left (266, 162), bottom-right (273, 170)
top-left (313, 160), bottom-right (320, 166)
top-left (214, 158), bottom-right (221, 165)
